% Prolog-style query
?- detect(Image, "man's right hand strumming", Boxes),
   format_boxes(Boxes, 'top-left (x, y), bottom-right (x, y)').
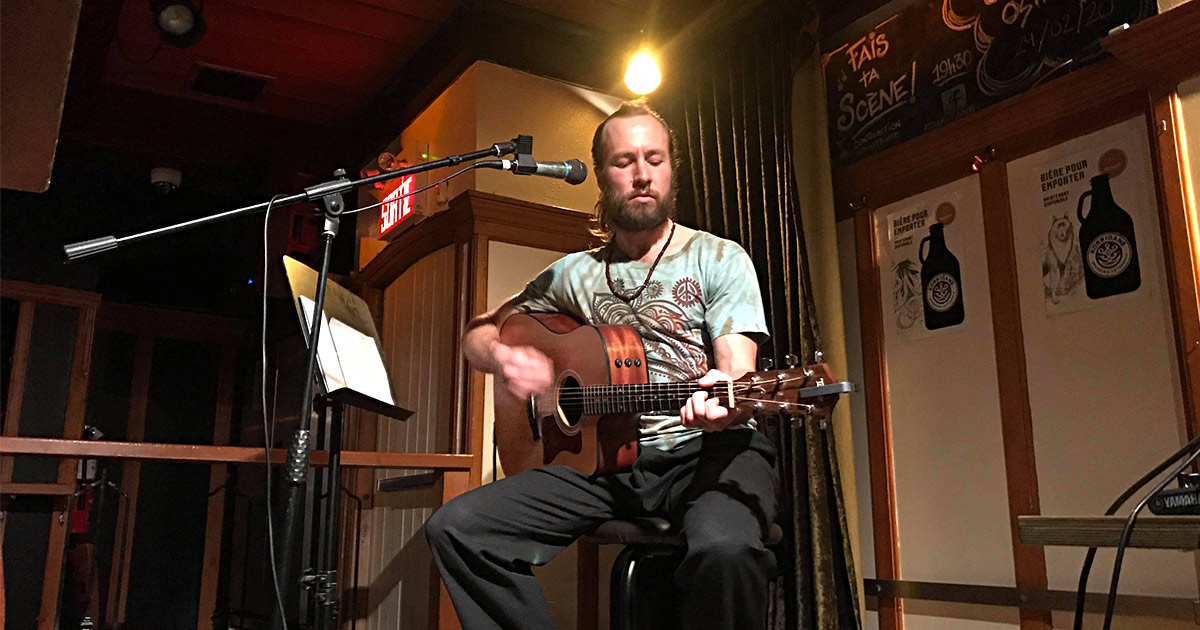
top-left (492, 343), bottom-right (553, 400)
top-left (462, 298), bottom-right (555, 400)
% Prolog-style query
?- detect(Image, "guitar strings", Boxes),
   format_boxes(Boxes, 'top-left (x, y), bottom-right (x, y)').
top-left (550, 375), bottom-right (816, 402)
top-left (549, 376), bottom-right (821, 413)
top-left (560, 373), bottom-right (816, 395)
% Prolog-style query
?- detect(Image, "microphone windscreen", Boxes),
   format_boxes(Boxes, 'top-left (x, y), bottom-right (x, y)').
top-left (565, 159), bottom-right (588, 185)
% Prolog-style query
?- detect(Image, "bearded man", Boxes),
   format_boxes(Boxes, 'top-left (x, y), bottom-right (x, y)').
top-left (426, 101), bottom-right (778, 630)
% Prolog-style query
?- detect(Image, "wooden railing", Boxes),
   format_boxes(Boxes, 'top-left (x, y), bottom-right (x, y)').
top-left (0, 436), bottom-right (474, 630)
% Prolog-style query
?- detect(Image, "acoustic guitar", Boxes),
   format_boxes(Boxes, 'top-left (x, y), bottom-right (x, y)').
top-left (493, 312), bottom-right (841, 476)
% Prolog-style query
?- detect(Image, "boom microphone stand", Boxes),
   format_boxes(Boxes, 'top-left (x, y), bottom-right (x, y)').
top-left (62, 138), bottom-right (524, 629)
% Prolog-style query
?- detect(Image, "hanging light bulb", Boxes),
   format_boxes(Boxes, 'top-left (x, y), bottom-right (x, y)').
top-left (624, 50), bottom-right (661, 95)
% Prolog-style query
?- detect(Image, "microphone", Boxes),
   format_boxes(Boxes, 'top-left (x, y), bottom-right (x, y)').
top-left (477, 158), bottom-right (588, 185)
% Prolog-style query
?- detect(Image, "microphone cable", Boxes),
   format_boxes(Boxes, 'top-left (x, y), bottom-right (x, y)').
top-left (260, 193), bottom-right (290, 630)
top-left (345, 164), bottom-right (484, 216)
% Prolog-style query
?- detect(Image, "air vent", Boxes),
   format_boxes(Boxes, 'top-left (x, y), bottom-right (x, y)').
top-left (191, 66), bottom-right (269, 102)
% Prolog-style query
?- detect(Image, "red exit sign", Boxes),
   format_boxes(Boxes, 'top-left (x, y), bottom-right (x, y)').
top-left (380, 175), bottom-right (414, 234)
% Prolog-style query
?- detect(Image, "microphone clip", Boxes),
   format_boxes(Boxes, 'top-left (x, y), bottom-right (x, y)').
top-left (513, 134), bottom-right (538, 175)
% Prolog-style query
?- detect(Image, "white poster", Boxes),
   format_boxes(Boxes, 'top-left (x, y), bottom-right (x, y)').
top-left (1007, 121), bottom-right (1149, 316)
top-left (883, 189), bottom-right (974, 340)
top-left (881, 186), bottom-right (972, 342)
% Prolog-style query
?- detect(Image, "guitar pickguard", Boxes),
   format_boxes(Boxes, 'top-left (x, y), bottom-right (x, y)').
top-left (526, 397), bottom-right (541, 440)
top-left (540, 415), bottom-right (583, 465)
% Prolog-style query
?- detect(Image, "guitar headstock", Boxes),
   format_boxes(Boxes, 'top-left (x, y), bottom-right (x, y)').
top-left (728, 360), bottom-right (841, 417)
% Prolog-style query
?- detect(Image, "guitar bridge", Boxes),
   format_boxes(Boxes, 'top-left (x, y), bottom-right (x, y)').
top-left (527, 396), bottom-right (541, 440)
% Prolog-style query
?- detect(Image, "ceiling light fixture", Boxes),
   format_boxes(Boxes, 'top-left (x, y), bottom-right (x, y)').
top-left (624, 50), bottom-right (661, 95)
top-left (150, 1), bottom-right (206, 48)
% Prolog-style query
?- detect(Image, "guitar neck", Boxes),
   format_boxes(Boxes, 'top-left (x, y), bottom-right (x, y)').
top-left (580, 382), bottom-right (718, 415)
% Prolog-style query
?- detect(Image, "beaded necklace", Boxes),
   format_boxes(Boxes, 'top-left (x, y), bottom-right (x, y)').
top-left (605, 220), bottom-right (676, 302)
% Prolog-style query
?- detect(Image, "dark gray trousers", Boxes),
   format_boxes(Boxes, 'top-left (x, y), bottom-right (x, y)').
top-left (425, 429), bottom-right (779, 630)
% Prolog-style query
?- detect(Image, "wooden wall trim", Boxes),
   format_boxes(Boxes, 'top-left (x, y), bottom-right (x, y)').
top-left (576, 541), bottom-right (599, 630)
top-left (198, 343), bottom-right (238, 629)
top-left (0, 280), bottom-right (100, 308)
top-left (1147, 90), bottom-right (1200, 441)
top-left (39, 302), bottom-right (99, 630)
top-left (977, 161), bottom-right (1052, 630)
top-left (0, 482), bottom-right (74, 495)
top-left (853, 209), bottom-right (903, 630)
top-left (109, 334), bottom-right (152, 626)
top-left (1101, 1), bottom-right (1200, 89)
top-left (1, 301), bottom-right (35, 484)
top-left (865, 578), bottom-right (1198, 619)
top-left (465, 191), bottom-right (595, 252)
top-left (466, 234), bottom-right (489, 483)
top-left (38, 498), bottom-right (71, 630)
top-left (436, 469), bottom-right (472, 630)
top-left (55, 303), bottom-right (98, 480)
top-left (450, 240), bottom-right (474, 457)
top-left (0, 436), bottom-right (475, 469)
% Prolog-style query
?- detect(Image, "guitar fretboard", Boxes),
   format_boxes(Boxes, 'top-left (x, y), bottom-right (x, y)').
top-left (578, 383), bottom-right (719, 415)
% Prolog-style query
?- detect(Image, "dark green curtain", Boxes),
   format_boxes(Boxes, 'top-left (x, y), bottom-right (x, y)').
top-left (654, 4), bottom-right (861, 629)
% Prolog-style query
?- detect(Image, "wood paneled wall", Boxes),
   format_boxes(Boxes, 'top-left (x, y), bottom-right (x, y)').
top-left (360, 245), bottom-right (457, 630)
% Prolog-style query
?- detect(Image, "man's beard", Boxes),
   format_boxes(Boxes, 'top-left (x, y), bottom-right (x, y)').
top-left (601, 185), bottom-right (675, 233)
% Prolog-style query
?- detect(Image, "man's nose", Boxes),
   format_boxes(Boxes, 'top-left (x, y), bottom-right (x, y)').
top-left (633, 159), bottom-right (651, 184)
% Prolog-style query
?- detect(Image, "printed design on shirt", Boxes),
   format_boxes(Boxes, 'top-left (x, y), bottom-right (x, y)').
top-left (607, 277), bottom-right (664, 301)
top-left (672, 277), bottom-right (702, 307)
top-left (640, 279), bottom-right (663, 300)
top-left (592, 292), bottom-right (707, 382)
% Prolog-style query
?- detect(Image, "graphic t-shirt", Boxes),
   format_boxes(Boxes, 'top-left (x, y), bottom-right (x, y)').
top-left (511, 230), bottom-right (769, 450)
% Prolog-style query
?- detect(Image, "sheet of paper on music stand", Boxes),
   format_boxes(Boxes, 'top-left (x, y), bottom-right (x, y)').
top-left (298, 295), bottom-right (349, 393)
top-left (327, 317), bottom-right (395, 405)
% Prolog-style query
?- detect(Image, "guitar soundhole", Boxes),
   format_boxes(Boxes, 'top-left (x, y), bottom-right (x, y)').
top-left (558, 376), bottom-right (585, 427)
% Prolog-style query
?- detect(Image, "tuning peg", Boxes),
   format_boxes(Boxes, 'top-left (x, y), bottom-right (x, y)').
top-left (784, 353), bottom-right (799, 369)
top-left (758, 356), bottom-right (774, 371)
top-left (813, 350), bottom-right (824, 364)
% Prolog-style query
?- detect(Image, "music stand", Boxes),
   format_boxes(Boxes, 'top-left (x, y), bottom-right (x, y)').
top-left (281, 255), bottom-right (411, 630)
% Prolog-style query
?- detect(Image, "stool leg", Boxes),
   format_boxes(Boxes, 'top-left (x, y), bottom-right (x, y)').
top-left (610, 546), bottom-right (642, 630)
top-left (577, 540), bottom-right (599, 630)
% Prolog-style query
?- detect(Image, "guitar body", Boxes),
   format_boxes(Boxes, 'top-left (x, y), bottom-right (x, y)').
top-left (494, 313), bottom-right (646, 476)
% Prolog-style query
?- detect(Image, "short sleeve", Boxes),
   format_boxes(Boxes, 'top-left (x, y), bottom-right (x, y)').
top-left (703, 241), bottom-right (770, 346)
top-left (510, 259), bottom-right (565, 314)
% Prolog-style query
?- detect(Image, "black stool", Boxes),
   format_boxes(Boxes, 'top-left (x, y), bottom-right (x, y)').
top-left (582, 518), bottom-right (783, 630)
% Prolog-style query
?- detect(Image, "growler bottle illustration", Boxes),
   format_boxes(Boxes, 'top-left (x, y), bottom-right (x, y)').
top-left (1077, 173), bottom-right (1140, 299)
top-left (919, 222), bottom-right (965, 330)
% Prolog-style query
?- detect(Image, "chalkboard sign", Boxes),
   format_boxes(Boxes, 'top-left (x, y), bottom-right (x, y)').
top-left (824, 0), bottom-right (1156, 167)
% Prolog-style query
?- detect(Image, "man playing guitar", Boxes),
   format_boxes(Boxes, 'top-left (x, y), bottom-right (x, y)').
top-left (426, 101), bottom-right (779, 630)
